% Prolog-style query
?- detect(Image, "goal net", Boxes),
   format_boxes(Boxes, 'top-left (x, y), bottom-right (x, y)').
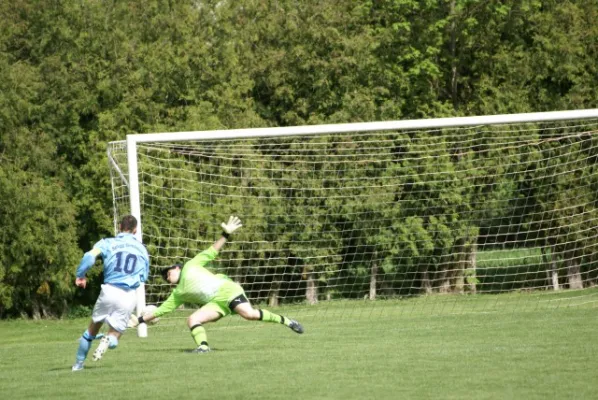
top-left (107, 110), bottom-right (598, 330)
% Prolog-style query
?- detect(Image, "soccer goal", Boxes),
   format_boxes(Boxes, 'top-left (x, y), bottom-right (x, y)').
top-left (108, 109), bottom-right (598, 336)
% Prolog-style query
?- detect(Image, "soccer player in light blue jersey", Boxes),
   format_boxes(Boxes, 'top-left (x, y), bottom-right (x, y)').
top-left (131, 216), bottom-right (303, 354)
top-left (72, 215), bottom-right (149, 371)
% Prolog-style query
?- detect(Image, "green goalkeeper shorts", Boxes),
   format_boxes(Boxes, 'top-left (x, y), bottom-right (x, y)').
top-left (201, 280), bottom-right (246, 317)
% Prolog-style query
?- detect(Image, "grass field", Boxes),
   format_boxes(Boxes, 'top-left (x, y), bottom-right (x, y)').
top-left (1, 293), bottom-right (597, 400)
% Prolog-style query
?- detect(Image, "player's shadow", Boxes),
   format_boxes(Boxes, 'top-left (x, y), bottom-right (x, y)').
top-left (49, 365), bottom-right (105, 372)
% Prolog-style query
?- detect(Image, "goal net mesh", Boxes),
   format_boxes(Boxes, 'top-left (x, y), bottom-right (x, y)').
top-left (108, 117), bottom-right (598, 324)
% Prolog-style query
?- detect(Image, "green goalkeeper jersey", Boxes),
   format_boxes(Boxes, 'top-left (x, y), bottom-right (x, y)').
top-left (154, 246), bottom-right (228, 318)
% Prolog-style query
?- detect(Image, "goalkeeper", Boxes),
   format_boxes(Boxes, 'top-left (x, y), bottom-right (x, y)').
top-left (132, 216), bottom-right (304, 353)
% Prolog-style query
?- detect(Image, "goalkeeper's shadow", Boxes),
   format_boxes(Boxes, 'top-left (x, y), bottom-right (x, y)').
top-left (180, 347), bottom-right (225, 354)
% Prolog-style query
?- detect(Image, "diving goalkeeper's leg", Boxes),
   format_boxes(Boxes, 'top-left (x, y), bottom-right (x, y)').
top-left (232, 298), bottom-right (304, 334)
top-left (186, 308), bottom-right (223, 353)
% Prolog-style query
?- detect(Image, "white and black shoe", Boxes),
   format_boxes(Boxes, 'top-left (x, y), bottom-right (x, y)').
top-left (92, 336), bottom-right (110, 361)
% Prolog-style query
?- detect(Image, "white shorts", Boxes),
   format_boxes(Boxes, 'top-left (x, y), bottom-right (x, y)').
top-left (92, 284), bottom-right (137, 333)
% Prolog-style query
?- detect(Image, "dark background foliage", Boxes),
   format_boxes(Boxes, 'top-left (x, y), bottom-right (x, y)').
top-left (1, 0), bottom-right (597, 318)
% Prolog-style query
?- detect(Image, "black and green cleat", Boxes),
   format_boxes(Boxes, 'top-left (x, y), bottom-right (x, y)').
top-left (288, 319), bottom-right (304, 334)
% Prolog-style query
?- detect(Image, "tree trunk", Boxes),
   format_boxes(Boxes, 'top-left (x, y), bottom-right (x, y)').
top-left (437, 264), bottom-right (451, 294)
top-left (438, 273), bottom-right (451, 294)
top-left (467, 242), bottom-right (478, 294)
top-left (551, 268), bottom-right (560, 290)
top-left (40, 301), bottom-right (52, 318)
top-left (31, 301), bottom-right (41, 320)
top-left (269, 280), bottom-right (280, 307)
top-left (305, 272), bottom-right (318, 305)
top-left (422, 267), bottom-right (433, 295)
top-left (566, 256), bottom-right (583, 289)
top-left (454, 270), bottom-right (465, 294)
top-left (61, 299), bottom-right (69, 317)
top-left (454, 240), bottom-right (466, 294)
top-left (543, 247), bottom-right (560, 291)
top-left (369, 264), bottom-right (378, 300)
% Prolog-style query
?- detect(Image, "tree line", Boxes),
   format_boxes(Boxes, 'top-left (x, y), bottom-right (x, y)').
top-left (1, 0), bottom-right (597, 318)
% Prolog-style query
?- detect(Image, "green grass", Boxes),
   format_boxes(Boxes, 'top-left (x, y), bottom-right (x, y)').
top-left (477, 247), bottom-right (545, 267)
top-left (1, 295), bottom-right (597, 400)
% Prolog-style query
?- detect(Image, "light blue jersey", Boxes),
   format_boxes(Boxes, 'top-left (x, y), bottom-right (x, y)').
top-left (76, 233), bottom-right (150, 290)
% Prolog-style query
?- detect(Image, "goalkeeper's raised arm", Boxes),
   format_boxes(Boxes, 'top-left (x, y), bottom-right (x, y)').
top-left (134, 216), bottom-right (303, 353)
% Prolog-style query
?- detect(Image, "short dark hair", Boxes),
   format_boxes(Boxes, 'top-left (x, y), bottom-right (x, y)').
top-left (119, 215), bottom-right (137, 232)
top-left (161, 263), bottom-right (183, 281)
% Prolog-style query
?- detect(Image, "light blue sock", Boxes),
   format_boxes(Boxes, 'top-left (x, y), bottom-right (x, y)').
top-left (108, 335), bottom-right (118, 349)
top-left (75, 330), bottom-right (94, 362)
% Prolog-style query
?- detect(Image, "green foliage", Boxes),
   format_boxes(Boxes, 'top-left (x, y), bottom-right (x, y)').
top-left (1, 0), bottom-right (597, 317)
top-left (0, 130), bottom-right (79, 318)
top-left (477, 248), bottom-right (546, 293)
top-left (66, 304), bottom-right (92, 319)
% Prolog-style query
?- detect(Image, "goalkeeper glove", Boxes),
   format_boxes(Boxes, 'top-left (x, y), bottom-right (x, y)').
top-left (221, 215), bottom-right (242, 238)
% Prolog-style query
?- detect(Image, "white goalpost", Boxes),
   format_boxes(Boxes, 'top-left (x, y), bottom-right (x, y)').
top-left (108, 109), bottom-right (598, 337)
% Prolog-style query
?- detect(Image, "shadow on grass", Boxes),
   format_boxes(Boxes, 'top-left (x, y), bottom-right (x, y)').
top-left (180, 347), bottom-right (225, 354)
top-left (130, 347), bottom-right (226, 353)
top-left (48, 364), bottom-right (105, 372)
